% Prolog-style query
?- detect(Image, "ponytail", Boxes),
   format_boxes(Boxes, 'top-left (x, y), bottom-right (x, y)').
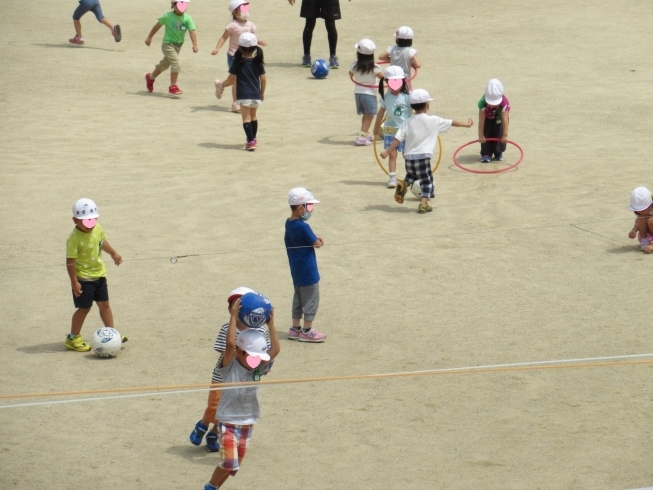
top-left (234, 45), bottom-right (265, 65)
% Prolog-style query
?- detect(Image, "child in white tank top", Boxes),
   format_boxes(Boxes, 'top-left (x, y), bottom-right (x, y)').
top-left (379, 26), bottom-right (421, 85)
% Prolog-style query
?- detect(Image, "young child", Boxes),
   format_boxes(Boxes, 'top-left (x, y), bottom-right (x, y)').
top-left (381, 89), bottom-right (474, 214)
top-left (478, 78), bottom-right (510, 162)
top-left (285, 187), bottom-right (326, 342)
top-left (349, 39), bottom-right (383, 146)
top-left (189, 287), bottom-right (272, 452)
top-left (214, 33), bottom-right (266, 151)
top-left (69, 0), bottom-right (121, 45)
top-left (203, 298), bottom-right (280, 490)
top-left (211, 0), bottom-right (267, 113)
top-left (65, 198), bottom-right (124, 352)
top-left (144, 0), bottom-right (198, 96)
top-left (288, 0), bottom-right (349, 68)
top-left (378, 26), bottom-right (420, 84)
top-left (628, 187), bottom-right (653, 254)
top-left (373, 66), bottom-right (411, 188)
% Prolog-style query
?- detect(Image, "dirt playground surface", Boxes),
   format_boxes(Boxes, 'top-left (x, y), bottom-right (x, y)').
top-left (2, 0), bottom-right (653, 488)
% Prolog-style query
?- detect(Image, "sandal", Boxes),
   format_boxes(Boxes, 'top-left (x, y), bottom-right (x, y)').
top-left (418, 203), bottom-right (433, 214)
top-left (394, 180), bottom-right (408, 204)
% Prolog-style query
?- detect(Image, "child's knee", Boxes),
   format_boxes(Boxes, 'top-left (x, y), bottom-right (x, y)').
top-left (96, 301), bottom-right (111, 310)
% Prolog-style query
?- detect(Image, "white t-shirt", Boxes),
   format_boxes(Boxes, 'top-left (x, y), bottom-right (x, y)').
top-left (349, 61), bottom-right (382, 96)
top-left (395, 113), bottom-right (452, 157)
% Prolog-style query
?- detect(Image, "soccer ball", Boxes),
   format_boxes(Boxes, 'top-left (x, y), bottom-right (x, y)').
top-left (91, 328), bottom-right (122, 358)
top-left (311, 59), bottom-right (330, 79)
top-left (410, 181), bottom-right (422, 199)
top-left (238, 292), bottom-right (272, 328)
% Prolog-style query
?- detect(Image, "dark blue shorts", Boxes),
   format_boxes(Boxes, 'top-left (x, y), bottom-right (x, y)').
top-left (73, 277), bottom-right (109, 309)
top-left (73, 0), bottom-right (104, 21)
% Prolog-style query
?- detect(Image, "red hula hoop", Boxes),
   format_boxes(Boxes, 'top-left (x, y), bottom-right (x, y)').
top-left (350, 62), bottom-right (418, 89)
top-left (452, 138), bottom-right (524, 174)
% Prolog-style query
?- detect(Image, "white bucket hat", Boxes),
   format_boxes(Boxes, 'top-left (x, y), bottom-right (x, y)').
top-left (227, 0), bottom-right (248, 12)
top-left (72, 198), bottom-right (99, 219)
top-left (236, 329), bottom-right (271, 361)
top-left (409, 89), bottom-right (433, 104)
top-left (384, 66), bottom-right (405, 79)
top-left (355, 39), bottom-right (376, 55)
top-left (485, 78), bottom-right (504, 105)
top-left (238, 32), bottom-right (258, 48)
top-left (288, 187), bottom-right (320, 206)
top-left (395, 26), bottom-right (414, 40)
top-left (629, 187), bottom-right (653, 212)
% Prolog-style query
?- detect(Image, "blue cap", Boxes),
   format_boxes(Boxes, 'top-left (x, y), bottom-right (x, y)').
top-left (238, 292), bottom-right (272, 328)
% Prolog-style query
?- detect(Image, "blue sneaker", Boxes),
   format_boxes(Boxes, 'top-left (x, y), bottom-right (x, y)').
top-left (329, 55), bottom-right (340, 69)
top-left (190, 420), bottom-right (208, 446)
top-left (204, 484), bottom-right (217, 490)
top-left (206, 432), bottom-right (220, 452)
top-left (495, 154), bottom-right (504, 161)
top-left (481, 155), bottom-right (491, 163)
top-left (302, 54), bottom-right (311, 67)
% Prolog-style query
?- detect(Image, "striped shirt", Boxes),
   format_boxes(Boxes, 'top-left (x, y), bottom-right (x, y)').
top-left (211, 323), bottom-right (271, 383)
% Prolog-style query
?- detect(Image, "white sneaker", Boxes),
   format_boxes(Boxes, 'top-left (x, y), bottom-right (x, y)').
top-left (387, 176), bottom-right (398, 188)
top-left (214, 80), bottom-right (224, 100)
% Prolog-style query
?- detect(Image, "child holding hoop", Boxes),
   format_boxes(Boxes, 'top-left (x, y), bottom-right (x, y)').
top-left (378, 26), bottom-right (420, 84)
top-left (373, 66), bottom-right (411, 188)
top-left (478, 78), bottom-right (510, 163)
top-left (381, 89), bottom-right (473, 214)
top-left (215, 33), bottom-right (267, 151)
top-left (349, 39), bottom-right (383, 146)
top-left (628, 187), bottom-right (653, 254)
top-left (211, 0), bottom-right (267, 113)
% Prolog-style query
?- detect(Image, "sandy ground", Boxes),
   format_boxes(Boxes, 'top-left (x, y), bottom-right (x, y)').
top-left (2, 0), bottom-right (653, 488)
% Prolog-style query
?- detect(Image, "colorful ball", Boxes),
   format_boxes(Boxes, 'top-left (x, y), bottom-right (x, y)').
top-left (238, 292), bottom-right (272, 328)
top-left (311, 59), bottom-right (330, 79)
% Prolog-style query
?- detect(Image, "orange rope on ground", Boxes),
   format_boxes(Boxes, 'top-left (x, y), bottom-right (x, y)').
top-left (1, 359), bottom-right (652, 401)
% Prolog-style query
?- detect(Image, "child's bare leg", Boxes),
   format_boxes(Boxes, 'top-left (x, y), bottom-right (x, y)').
top-left (241, 106), bottom-right (253, 124)
top-left (232, 83), bottom-right (237, 104)
top-left (209, 467), bottom-right (231, 487)
top-left (73, 20), bottom-right (83, 37)
top-left (303, 320), bottom-right (313, 330)
top-left (388, 149), bottom-right (397, 173)
top-left (292, 318), bottom-right (302, 328)
top-left (99, 17), bottom-right (115, 31)
top-left (150, 68), bottom-right (162, 80)
top-left (361, 115), bottom-right (374, 133)
top-left (97, 301), bottom-right (114, 327)
top-left (71, 307), bottom-right (92, 335)
top-left (171, 72), bottom-right (179, 85)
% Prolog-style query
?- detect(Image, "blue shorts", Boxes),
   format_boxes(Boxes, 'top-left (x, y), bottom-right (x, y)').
top-left (384, 135), bottom-right (405, 153)
top-left (73, 0), bottom-right (104, 21)
top-left (227, 54), bottom-right (235, 69)
top-left (354, 94), bottom-right (377, 116)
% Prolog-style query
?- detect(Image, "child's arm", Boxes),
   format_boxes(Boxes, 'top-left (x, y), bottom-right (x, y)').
top-left (101, 241), bottom-right (123, 266)
top-left (66, 258), bottom-right (82, 298)
top-left (378, 51), bottom-right (390, 62)
top-left (257, 39), bottom-right (268, 47)
top-left (380, 138), bottom-right (401, 159)
top-left (452, 118), bottom-right (474, 128)
top-left (189, 30), bottom-right (198, 53)
top-left (478, 110), bottom-right (486, 142)
top-left (373, 107), bottom-right (386, 136)
top-left (260, 74), bottom-right (267, 101)
top-left (500, 112), bottom-right (509, 143)
top-left (628, 224), bottom-right (639, 239)
top-left (145, 22), bottom-right (163, 46)
top-left (221, 299), bottom-right (241, 367)
top-left (264, 308), bottom-right (280, 363)
top-left (212, 29), bottom-right (231, 55)
top-left (411, 54), bottom-right (421, 69)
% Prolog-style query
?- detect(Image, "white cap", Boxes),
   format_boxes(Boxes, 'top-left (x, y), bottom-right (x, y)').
top-left (384, 65), bottom-right (405, 79)
top-left (629, 187), bottom-right (653, 212)
top-left (395, 26), bottom-right (414, 40)
top-left (355, 39), bottom-right (376, 55)
top-left (236, 329), bottom-right (271, 361)
top-left (485, 78), bottom-right (504, 105)
top-left (228, 287), bottom-right (255, 304)
top-left (238, 32), bottom-right (258, 48)
top-left (227, 0), bottom-right (247, 12)
top-left (409, 89), bottom-right (433, 104)
top-left (72, 198), bottom-right (99, 219)
top-left (288, 187), bottom-right (320, 206)
top-left (173, 0), bottom-right (190, 3)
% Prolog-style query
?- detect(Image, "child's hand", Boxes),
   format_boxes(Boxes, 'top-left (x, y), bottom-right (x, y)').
top-left (317, 236), bottom-right (324, 245)
top-left (211, 48), bottom-right (219, 55)
top-left (192, 45), bottom-right (198, 53)
top-left (258, 41), bottom-right (268, 47)
top-left (464, 118), bottom-right (474, 128)
top-left (145, 37), bottom-right (152, 47)
top-left (380, 150), bottom-right (389, 159)
top-left (501, 136), bottom-right (508, 143)
top-left (111, 253), bottom-right (123, 266)
top-left (644, 244), bottom-right (653, 254)
top-left (479, 135), bottom-right (486, 143)
top-left (628, 229), bottom-right (637, 239)
top-left (288, 0), bottom-right (295, 5)
top-left (268, 307), bottom-right (275, 327)
top-left (71, 280), bottom-right (82, 298)
top-left (230, 298), bottom-right (242, 318)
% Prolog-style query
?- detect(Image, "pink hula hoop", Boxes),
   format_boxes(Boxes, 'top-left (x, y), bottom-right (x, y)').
top-left (452, 138), bottom-right (524, 174)
top-left (350, 61), bottom-right (418, 89)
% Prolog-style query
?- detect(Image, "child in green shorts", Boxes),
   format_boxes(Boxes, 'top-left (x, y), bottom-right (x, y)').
top-left (144, 0), bottom-right (198, 96)
top-left (65, 198), bottom-right (125, 352)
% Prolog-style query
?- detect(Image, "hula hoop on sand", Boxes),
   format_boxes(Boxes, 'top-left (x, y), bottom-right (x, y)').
top-left (373, 118), bottom-right (442, 176)
top-left (350, 65), bottom-right (419, 89)
top-left (453, 138), bottom-right (524, 174)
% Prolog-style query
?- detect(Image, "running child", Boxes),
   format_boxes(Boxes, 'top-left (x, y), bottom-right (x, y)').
top-left (211, 0), bottom-right (267, 113)
top-left (214, 33), bottom-right (266, 151)
top-left (69, 0), bottom-right (121, 45)
top-left (373, 66), bottom-right (411, 188)
top-left (65, 198), bottom-right (125, 352)
top-left (381, 89), bottom-right (474, 214)
top-left (378, 26), bottom-right (420, 84)
top-left (349, 39), bottom-right (383, 146)
top-left (203, 298), bottom-right (280, 490)
top-left (189, 287), bottom-right (272, 453)
top-left (628, 187), bottom-right (653, 254)
top-left (478, 78), bottom-right (510, 162)
top-left (144, 0), bottom-right (198, 96)
top-left (285, 187), bottom-right (326, 343)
